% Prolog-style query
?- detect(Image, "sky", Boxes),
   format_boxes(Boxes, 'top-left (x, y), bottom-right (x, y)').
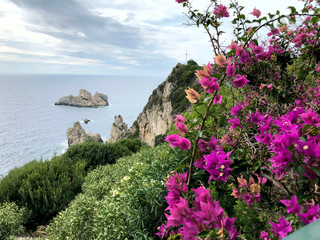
top-left (0, 0), bottom-right (304, 77)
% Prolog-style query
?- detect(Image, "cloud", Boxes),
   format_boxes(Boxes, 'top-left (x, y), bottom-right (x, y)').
top-left (0, 0), bottom-right (306, 75)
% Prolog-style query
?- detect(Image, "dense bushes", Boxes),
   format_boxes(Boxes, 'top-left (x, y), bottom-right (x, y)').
top-left (0, 139), bottom-right (142, 230)
top-left (0, 155), bottom-right (86, 229)
top-left (46, 144), bottom-right (187, 239)
top-left (0, 202), bottom-right (25, 239)
top-left (64, 139), bottom-right (141, 171)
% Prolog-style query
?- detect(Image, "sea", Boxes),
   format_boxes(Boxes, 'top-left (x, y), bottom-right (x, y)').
top-left (0, 74), bottom-right (163, 178)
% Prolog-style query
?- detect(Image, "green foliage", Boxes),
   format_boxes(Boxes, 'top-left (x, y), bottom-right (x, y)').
top-left (129, 120), bottom-right (140, 139)
top-left (64, 139), bottom-right (141, 171)
top-left (154, 133), bottom-right (167, 146)
top-left (144, 60), bottom-right (201, 114)
top-left (0, 139), bottom-right (142, 230)
top-left (168, 62), bottom-right (200, 114)
top-left (46, 144), bottom-right (185, 239)
top-left (0, 202), bottom-right (26, 240)
top-left (234, 201), bottom-right (268, 239)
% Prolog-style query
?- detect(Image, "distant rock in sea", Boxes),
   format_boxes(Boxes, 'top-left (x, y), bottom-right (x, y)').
top-left (55, 89), bottom-right (109, 108)
top-left (67, 121), bottom-right (103, 146)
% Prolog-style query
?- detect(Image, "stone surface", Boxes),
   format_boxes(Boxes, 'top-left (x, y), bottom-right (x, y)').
top-left (55, 89), bottom-right (108, 108)
top-left (67, 121), bottom-right (102, 146)
top-left (108, 115), bottom-right (130, 143)
top-left (135, 81), bottom-right (173, 146)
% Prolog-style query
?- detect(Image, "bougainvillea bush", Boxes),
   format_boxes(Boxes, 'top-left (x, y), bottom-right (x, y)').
top-left (159, 0), bottom-right (320, 239)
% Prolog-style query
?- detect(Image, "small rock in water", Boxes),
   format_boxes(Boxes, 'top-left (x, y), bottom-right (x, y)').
top-left (84, 118), bottom-right (90, 124)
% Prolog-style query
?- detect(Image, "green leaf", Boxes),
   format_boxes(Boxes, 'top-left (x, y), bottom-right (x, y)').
top-left (302, 124), bottom-right (311, 135)
top-left (196, 230), bottom-right (210, 238)
top-left (175, 164), bottom-right (189, 172)
top-left (268, 13), bottom-right (275, 19)
top-left (311, 167), bottom-right (320, 177)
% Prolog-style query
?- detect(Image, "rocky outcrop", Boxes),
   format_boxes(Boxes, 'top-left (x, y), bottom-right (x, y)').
top-left (67, 121), bottom-right (103, 146)
top-left (108, 61), bottom-right (200, 146)
top-left (108, 115), bottom-right (130, 143)
top-left (55, 89), bottom-right (109, 108)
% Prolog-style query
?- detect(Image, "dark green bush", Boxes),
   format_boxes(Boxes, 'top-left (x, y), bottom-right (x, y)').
top-left (0, 155), bottom-right (86, 229)
top-left (114, 138), bottom-right (142, 153)
top-left (0, 139), bottom-right (142, 230)
top-left (64, 140), bottom-right (142, 171)
top-left (0, 202), bottom-right (26, 239)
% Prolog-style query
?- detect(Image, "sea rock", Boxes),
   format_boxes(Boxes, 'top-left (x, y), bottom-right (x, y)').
top-left (108, 115), bottom-right (130, 143)
top-left (84, 118), bottom-right (90, 124)
top-left (67, 121), bottom-right (102, 146)
top-left (55, 89), bottom-right (109, 108)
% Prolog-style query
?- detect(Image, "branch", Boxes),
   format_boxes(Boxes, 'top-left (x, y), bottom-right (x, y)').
top-left (260, 173), bottom-right (291, 196)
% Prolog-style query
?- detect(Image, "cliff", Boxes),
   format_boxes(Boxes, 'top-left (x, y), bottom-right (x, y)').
top-left (108, 60), bottom-right (201, 146)
top-left (55, 89), bottom-right (109, 108)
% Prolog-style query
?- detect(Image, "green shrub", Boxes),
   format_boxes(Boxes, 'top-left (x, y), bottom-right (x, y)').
top-left (64, 140), bottom-right (141, 171)
top-left (46, 144), bottom-right (186, 239)
top-left (0, 202), bottom-right (25, 239)
top-left (0, 139), bottom-right (142, 230)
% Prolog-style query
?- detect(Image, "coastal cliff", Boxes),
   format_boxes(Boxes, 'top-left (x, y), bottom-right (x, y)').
top-left (55, 89), bottom-right (109, 108)
top-left (108, 60), bottom-right (201, 146)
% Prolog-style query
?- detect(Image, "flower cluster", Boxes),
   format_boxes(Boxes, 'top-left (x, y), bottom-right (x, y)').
top-left (231, 174), bottom-right (267, 205)
top-left (213, 4), bottom-right (230, 18)
top-left (162, 1), bottom-right (320, 239)
top-left (252, 105), bottom-right (320, 180)
top-left (158, 185), bottom-right (239, 239)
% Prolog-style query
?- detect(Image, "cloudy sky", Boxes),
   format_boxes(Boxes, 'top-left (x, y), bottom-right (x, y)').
top-left (0, 0), bottom-right (304, 77)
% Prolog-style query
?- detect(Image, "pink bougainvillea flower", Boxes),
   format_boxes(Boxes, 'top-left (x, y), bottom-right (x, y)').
top-left (267, 28), bottom-right (280, 36)
top-left (175, 121), bottom-right (188, 135)
top-left (250, 8), bottom-right (261, 18)
top-left (173, 114), bottom-right (185, 123)
top-left (164, 171), bottom-right (188, 193)
top-left (232, 74), bottom-right (250, 88)
top-left (175, 0), bottom-right (187, 3)
top-left (228, 118), bottom-right (243, 129)
top-left (300, 107), bottom-right (320, 126)
top-left (203, 150), bottom-right (232, 182)
top-left (155, 224), bottom-right (168, 238)
top-left (213, 95), bottom-right (223, 105)
top-left (267, 84), bottom-right (273, 91)
top-left (250, 110), bottom-right (265, 125)
top-left (226, 63), bottom-right (236, 76)
top-left (198, 139), bottom-right (208, 152)
top-left (315, 62), bottom-right (320, 72)
top-left (280, 195), bottom-right (302, 215)
top-left (298, 203), bottom-right (320, 225)
top-left (214, 53), bottom-right (227, 66)
top-left (260, 231), bottom-right (269, 240)
top-left (228, 40), bottom-right (238, 50)
top-left (165, 198), bottom-right (190, 228)
top-left (199, 77), bottom-right (220, 94)
top-left (213, 4), bottom-right (229, 18)
top-left (164, 134), bottom-right (191, 150)
top-left (208, 136), bottom-right (220, 151)
top-left (269, 217), bottom-right (292, 239)
top-left (230, 102), bottom-right (244, 116)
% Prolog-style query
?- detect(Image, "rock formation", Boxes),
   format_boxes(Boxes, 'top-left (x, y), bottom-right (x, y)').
top-left (108, 61), bottom-right (200, 146)
top-left (55, 89), bottom-right (109, 108)
top-left (67, 121), bottom-right (103, 146)
top-left (108, 115), bottom-right (130, 143)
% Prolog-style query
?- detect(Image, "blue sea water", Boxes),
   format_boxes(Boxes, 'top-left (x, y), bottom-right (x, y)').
top-left (0, 74), bottom-right (163, 177)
